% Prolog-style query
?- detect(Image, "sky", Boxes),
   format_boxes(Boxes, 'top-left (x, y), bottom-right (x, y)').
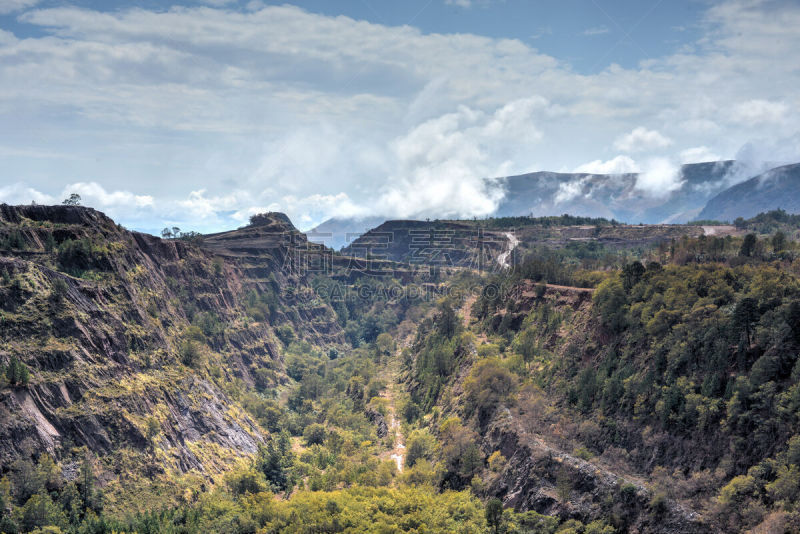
top-left (0, 0), bottom-right (798, 233)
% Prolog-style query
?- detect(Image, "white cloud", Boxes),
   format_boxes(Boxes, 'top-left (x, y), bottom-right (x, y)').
top-left (554, 180), bottom-right (585, 204)
top-left (573, 155), bottom-right (640, 174)
top-left (65, 182), bottom-right (153, 208)
top-left (634, 158), bottom-right (683, 197)
top-left (0, 0), bottom-right (39, 15)
top-left (614, 127), bottom-right (673, 153)
top-left (376, 97), bottom-right (546, 219)
top-left (0, 0), bottom-right (799, 228)
top-left (680, 146), bottom-right (721, 164)
top-left (731, 99), bottom-right (788, 124)
top-left (0, 183), bottom-right (56, 205)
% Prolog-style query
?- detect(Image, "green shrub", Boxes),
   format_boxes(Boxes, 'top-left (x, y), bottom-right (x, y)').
top-left (5, 356), bottom-right (30, 386)
top-left (303, 423), bottom-right (326, 446)
top-left (0, 229), bottom-right (26, 250)
top-left (179, 340), bottom-right (201, 367)
top-left (275, 325), bottom-right (295, 346)
top-left (50, 278), bottom-right (69, 303)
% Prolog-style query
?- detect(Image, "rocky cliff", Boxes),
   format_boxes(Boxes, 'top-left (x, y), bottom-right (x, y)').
top-left (0, 205), bottom-right (342, 479)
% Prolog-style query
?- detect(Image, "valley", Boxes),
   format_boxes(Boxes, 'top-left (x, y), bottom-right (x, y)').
top-left (2, 205), bottom-right (800, 532)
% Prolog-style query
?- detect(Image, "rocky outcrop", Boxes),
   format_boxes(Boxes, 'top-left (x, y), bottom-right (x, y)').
top-left (482, 416), bottom-right (709, 533)
top-left (0, 204), bottom-right (343, 476)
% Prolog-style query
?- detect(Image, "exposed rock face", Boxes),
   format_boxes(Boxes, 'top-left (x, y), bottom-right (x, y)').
top-left (0, 205), bottom-right (342, 475)
top-left (365, 407), bottom-right (388, 438)
top-left (342, 220), bottom-right (509, 269)
top-left (482, 417), bottom-right (709, 534)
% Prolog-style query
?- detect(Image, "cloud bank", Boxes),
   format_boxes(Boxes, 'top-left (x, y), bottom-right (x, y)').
top-left (0, 0), bottom-right (798, 230)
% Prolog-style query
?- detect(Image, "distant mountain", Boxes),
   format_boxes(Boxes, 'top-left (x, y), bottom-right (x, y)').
top-left (495, 161), bottom-right (757, 224)
top-left (308, 216), bottom-right (386, 250)
top-left (698, 163), bottom-right (800, 221)
top-left (311, 161), bottom-right (783, 240)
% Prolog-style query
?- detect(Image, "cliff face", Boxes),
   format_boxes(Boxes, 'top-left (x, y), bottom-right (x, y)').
top-left (0, 205), bottom-right (341, 476)
top-left (341, 220), bottom-right (509, 270)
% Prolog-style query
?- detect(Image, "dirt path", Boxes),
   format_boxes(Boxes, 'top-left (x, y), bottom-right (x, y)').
top-left (378, 345), bottom-right (407, 473)
top-left (541, 283), bottom-right (595, 293)
top-left (462, 294), bottom-right (477, 328)
top-left (702, 225), bottom-right (738, 236)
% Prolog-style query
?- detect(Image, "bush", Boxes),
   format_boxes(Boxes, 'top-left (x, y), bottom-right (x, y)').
top-left (406, 429), bottom-right (438, 469)
top-left (0, 229), bottom-right (26, 250)
top-left (463, 358), bottom-right (517, 426)
top-left (5, 356), bottom-right (30, 386)
top-left (56, 238), bottom-right (107, 275)
top-left (179, 340), bottom-right (201, 367)
top-left (303, 423), bottom-right (326, 446)
top-left (275, 325), bottom-right (295, 346)
top-left (50, 278), bottom-right (68, 303)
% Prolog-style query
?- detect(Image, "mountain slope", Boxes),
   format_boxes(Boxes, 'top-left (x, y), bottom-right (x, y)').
top-left (0, 205), bottom-right (341, 478)
top-left (496, 161), bottom-right (755, 223)
top-left (698, 163), bottom-right (800, 221)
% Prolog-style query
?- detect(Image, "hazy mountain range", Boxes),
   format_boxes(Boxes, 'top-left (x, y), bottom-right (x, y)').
top-left (698, 163), bottom-right (800, 222)
top-left (312, 160), bottom-right (797, 250)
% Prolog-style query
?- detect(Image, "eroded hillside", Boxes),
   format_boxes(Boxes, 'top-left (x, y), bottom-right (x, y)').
top-left (0, 205), bottom-right (342, 481)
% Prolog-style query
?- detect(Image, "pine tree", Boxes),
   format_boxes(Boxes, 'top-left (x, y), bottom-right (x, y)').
top-left (485, 498), bottom-right (503, 534)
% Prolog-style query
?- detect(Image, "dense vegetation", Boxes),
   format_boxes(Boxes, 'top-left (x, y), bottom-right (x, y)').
top-left (469, 230), bottom-right (800, 531)
top-left (3, 207), bottom-right (800, 533)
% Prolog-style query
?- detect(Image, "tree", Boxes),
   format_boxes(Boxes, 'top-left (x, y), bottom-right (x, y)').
top-left (405, 429), bottom-right (437, 469)
top-left (621, 261), bottom-right (645, 292)
top-left (434, 301), bottom-right (458, 339)
top-left (303, 423), bottom-right (326, 446)
top-left (161, 228), bottom-right (173, 239)
top-left (19, 492), bottom-right (67, 532)
top-left (5, 356), bottom-right (30, 386)
top-left (485, 498), bottom-right (503, 534)
top-left (772, 231), bottom-right (787, 253)
top-left (463, 359), bottom-right (517, 426)
top-left (62, 193), bottom-right (81, 206)
top-left (740, 233), bottom-right (757, 257)
top-left (78, 452), bottom-right (101, 513)
top-left (256, 432), bottom-right (294, 492)
top-left (732, 297), bottom-right (759, 347)
top-left (593, 278), bottom-right (628, 333)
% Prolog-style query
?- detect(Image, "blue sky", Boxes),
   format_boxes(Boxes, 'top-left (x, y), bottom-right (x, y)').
top-left (0, 0), bottom-right (798, 232)
top-left (2, 0), bottom-right (708, 72)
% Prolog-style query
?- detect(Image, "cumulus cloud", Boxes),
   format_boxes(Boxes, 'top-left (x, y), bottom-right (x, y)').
top-left (731, 99), bottom-right (788, 124)
top-left (573, 155), bottom-right (640, 174)
top-left (0, 0), bottom-right (799, 229)
top-left (614, 127), bottom-right (673, 153)
top-left (0, 183), bottom-right (56, 205)
top-left (376, 97), bottom-right (546, 219)
top-left (65, 182), bottom-right (153, 208)
top-left (634, 158), bottom-right (683, 197)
